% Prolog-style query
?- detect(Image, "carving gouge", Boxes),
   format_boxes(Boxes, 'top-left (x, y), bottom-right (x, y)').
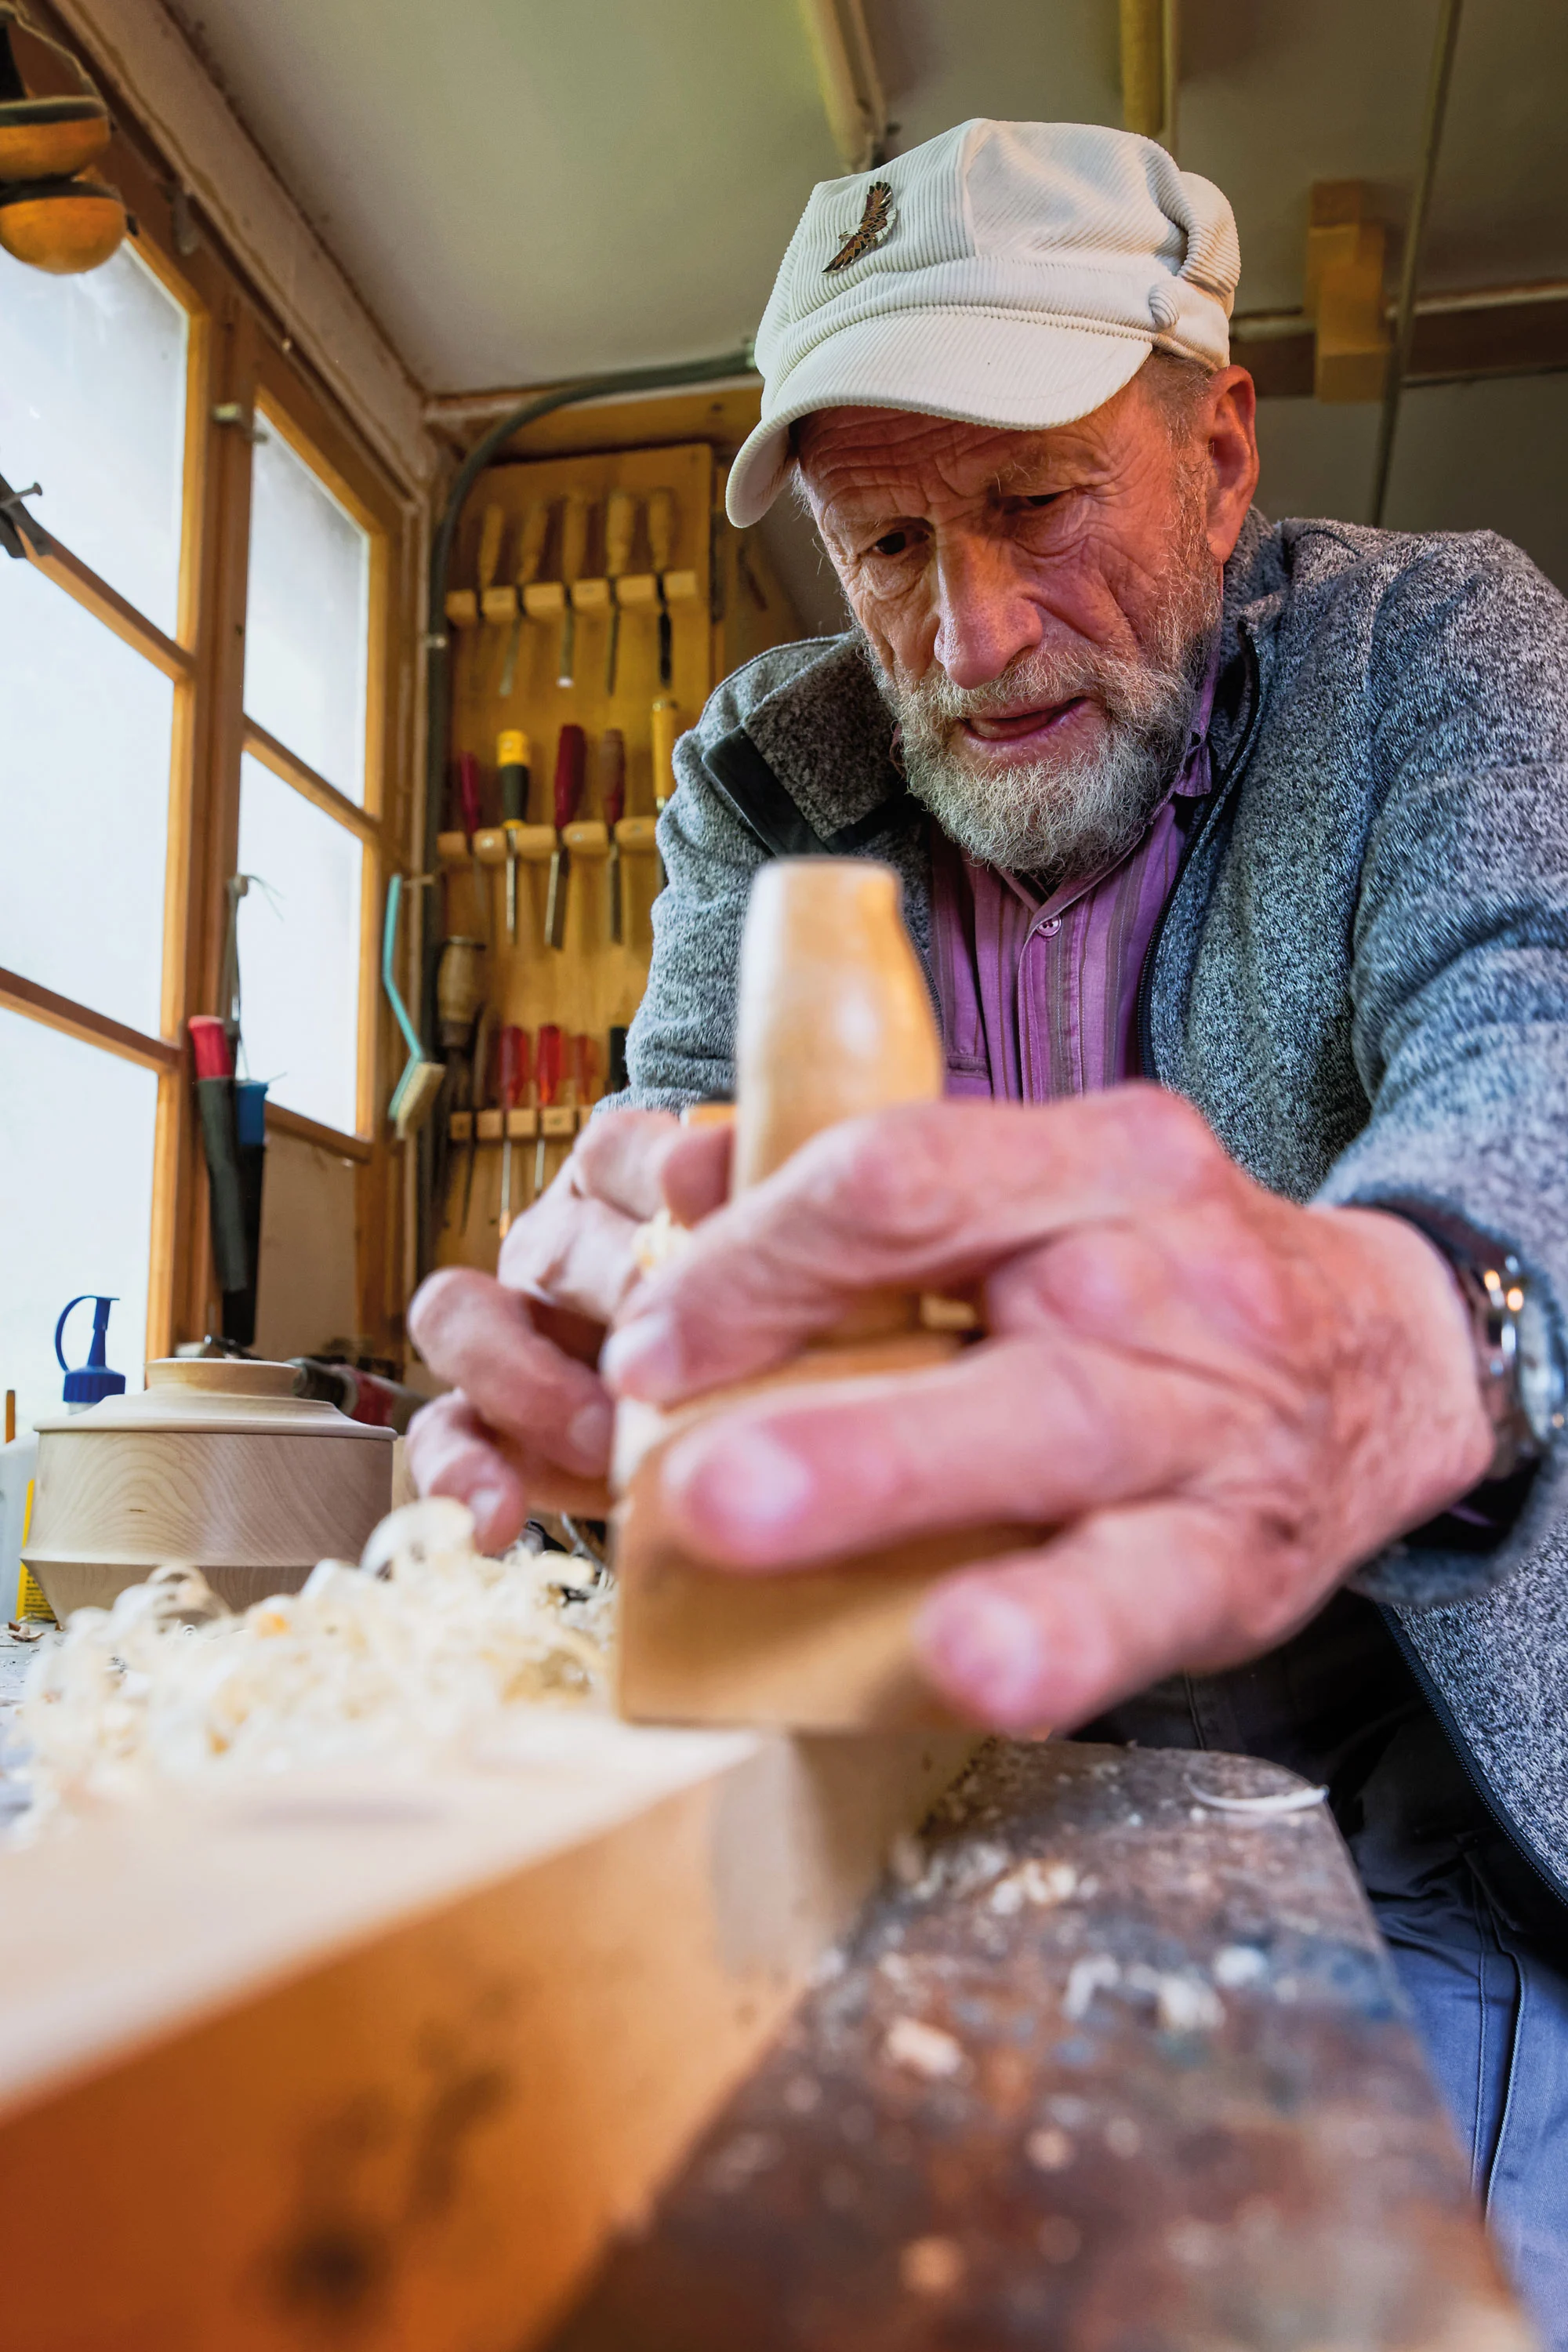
top-left (604, 488), bottom-right (635, 695)
top-left (497, 728), bottom-right (530, 943)
top-left (647, 486), bottom-right (675, 687)
top-left (600, 726), bottom-right (626, 942)
top-left (498, 1023), bottom-right (529, 1239)
top-left (557, 492), bottom-right (591, 689)
top-left (535, 1022), bottom-right (563, 1196)
top-left (545, 724), bottom-right (586, 949)
top-left (499, 499), bottom-right (550, 699)
top-left (651, 696), bottom-right (680, 889)
top-left (458, 750), bottom-right (488, 944)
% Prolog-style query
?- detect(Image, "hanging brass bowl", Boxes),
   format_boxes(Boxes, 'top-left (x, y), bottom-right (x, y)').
top-left (0, 172), bottom-right (129, 272)
top-left (0, 92), bottom-right (108, 182)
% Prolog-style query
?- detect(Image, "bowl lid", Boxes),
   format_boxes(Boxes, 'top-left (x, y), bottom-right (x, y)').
top-left (34, 1358), bottom-right (395, 1439)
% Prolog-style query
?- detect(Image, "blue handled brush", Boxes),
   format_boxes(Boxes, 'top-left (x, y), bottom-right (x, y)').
top-left (383, 875), bottom-right (445, 1137)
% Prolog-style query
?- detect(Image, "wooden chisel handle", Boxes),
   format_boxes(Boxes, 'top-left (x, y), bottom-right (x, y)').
top-left (517, 499), bottom-right (550, 587)
top-left (604, 490), bottom-right (636, 582)
top-left (646, 488), bottom-right (675, 575)
top-left (477, 502), bottom-right (505, 601)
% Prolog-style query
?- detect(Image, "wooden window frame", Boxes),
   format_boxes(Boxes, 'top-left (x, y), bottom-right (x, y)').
top-left (5, 9), bottom-right (420, 1370)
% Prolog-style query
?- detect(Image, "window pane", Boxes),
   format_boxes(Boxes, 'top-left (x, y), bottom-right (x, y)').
top-left (236, 755), bottom-right (363, 1133)
top-left (0, 561), bottom-right (173, 1038)
top-left (245, 425), bottom-right (370, 803)
top-left (0, 1010), bottom-right (156, 1436)
top-left (0, 241), bottom-right (187, 636)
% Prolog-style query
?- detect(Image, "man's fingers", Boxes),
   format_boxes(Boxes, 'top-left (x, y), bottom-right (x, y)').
top-left (604, 1091), bottom-right (1221, 1403)
top-left (653, 1337), bottom-right (1246, 1573)
top-left (408, 1267), bottom-right (612, 1477)
top-left (571, 1109), bottom-right (684, 1220)
top-left (405, 1392), bottom-right (613, 1548)
top-left (405, 1393), bottom-right (529, 1553)
top-left (913, 1501), bottom-right (1253, 1733)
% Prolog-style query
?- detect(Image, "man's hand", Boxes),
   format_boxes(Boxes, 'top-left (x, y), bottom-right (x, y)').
top-left (405, 1109), bottom-right (728, 1549)
top-left (601, 1090), bottom-right (1494, 1733)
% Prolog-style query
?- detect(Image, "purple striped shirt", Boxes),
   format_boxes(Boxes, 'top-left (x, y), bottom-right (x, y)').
top-left (928, 662), bottom-right (1218, 1102)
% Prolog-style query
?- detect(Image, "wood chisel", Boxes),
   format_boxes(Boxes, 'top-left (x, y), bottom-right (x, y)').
top-left (534, 1023), bottom-right (564, 1196)
top-left (461, 1002), bottom-right (492, 1234)
top-left (499, 499), bottom-right (550, 699)
top-left (599, 727), bottom-right (626, 942)
top-left (475, 501), bottom-right (506, 691)
top-left (458, 750), bottom-right (488, 945)
top-left (556, 492), bottom-right (591, 689)
top-left (647, 486), bottom-right (675, 687)
top-left (603, 488), bottom-right (635, 695)
top-left (546, 724), bottom-right (586, 949)
top-left (497, 1024), bottom-right (529, 1239)
top-left (496, 729), bottom-right (530, 943)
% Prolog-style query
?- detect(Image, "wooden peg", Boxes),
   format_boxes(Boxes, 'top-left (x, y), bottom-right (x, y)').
top-left (612, 861), bottom-right (1033, 1731)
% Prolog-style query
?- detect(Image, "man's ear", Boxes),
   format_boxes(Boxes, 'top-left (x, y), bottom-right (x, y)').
top-left (1203, 366), bottom-right (1260, 565)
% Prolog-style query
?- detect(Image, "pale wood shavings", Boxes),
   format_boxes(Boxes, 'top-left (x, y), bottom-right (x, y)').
top-left (15, 1500), bottom-right (612, 1838)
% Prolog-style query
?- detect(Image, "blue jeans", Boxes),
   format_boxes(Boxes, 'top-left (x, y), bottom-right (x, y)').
top-left (1353, 1708), bottom-right (1568, 2350)
top-left (1083, 1590), bottom-right (1568, 2349)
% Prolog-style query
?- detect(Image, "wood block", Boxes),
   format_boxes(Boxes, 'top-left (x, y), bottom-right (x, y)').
top-left (615, 1334), bottom-right (1035, 1730)
top-left (615, 572), bottom-right (658, 608)
top-left (476, 1109), bottom-right (504, 1142)
top-left (615, 814), bottom-right (659, 852)
top-left (541, 1105), bottom-right (577, 1140)
top-left (480, 584), bottom-right (518, 623)
top-left (0, 1717), bottom-right (973, 2352)
top-left (523, 580), bottom-right (566, 619)
top-left (506, 1107), bottom-right (539, 1140)
top-left (571, 576), bottom-right (611, 612)
top-left (662, 568), bottom-right (702, 605)
top-left (1306, 181), bottom-right (1390, 402)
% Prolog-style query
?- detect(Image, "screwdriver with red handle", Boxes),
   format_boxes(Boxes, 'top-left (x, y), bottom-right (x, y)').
top-left (545, 724), bottom-right (585, 949)
top-left (497, 1024), bottom-right (530, 1238)
top-left (534, 1022), bottom-right (563, 1197)
top-left (600, 727), bottom-right (626, 942)
top-left (459, 749), bottom-right (488, 945)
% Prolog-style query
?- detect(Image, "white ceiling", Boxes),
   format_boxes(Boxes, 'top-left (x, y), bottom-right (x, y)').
top-left (165, 0), bottom-right (1568, 397)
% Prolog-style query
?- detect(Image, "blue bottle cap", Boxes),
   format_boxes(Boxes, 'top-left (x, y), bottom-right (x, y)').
top-left (55, 1295), bottom-right (127, 1406)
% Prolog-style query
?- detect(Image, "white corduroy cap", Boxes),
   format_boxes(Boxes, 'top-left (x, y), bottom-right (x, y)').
top-left (728, 119), bottom-right (1240, 527)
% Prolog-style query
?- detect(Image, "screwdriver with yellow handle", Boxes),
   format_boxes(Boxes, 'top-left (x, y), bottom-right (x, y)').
top-left (603, 488), bottom-right (636, 696)
top-left (556, 492), bottom-right (591, 690)
top-left (496, 729), bottom-right (530, 944)
top-left (646, 486), bottom-right (675, 687)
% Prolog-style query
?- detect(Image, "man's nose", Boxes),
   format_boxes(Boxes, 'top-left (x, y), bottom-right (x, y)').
top-left (931, 535), bottom-right (1043, 690)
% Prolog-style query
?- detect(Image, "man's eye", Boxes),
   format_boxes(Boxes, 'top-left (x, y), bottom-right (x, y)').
top-left (869, 528), bottom-right (916, 557)
top-left (1022, 493), bottom-right (1061, 510)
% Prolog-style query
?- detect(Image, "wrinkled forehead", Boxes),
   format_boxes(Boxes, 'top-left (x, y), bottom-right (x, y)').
top-left (792, 401), bottom-right (1127, 514)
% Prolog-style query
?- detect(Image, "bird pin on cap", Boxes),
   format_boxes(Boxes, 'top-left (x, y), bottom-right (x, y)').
top-left (825, 177), bottom-right (896, 273)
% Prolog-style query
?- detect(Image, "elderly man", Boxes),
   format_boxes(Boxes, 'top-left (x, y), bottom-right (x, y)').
top-left (409, 123), bottom-right (1568, 2330)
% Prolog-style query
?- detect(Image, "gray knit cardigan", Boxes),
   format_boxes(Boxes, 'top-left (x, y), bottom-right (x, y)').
top-left (617, 507), bottom-right (1568, 1900)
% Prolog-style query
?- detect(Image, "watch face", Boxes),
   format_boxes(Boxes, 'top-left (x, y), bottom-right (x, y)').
top-left (1516, 1291), bottom-right (1565, 1448)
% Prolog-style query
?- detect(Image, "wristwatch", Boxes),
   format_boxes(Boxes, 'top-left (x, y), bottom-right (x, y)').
top-left (1384, 1203), bottom-right (1566, 1479)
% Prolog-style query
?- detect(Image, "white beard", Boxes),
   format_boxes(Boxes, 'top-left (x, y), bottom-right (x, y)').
top-left (869, 550), bottom-right (1222, 884)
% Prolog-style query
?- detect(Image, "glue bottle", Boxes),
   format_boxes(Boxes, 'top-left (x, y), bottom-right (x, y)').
top-left (7, 1299), bottom-right (128, 1622)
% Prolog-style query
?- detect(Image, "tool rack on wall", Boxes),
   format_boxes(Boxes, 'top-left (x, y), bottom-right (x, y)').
top-left (432, 438), bottom-right (798, 1272)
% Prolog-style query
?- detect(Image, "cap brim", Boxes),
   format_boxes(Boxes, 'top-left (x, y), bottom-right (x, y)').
top-left (727, 308), bottom-right (1153, 527)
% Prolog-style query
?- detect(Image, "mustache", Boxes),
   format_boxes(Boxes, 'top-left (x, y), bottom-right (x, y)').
top-left (887, 631), bottom-right (1202, 739)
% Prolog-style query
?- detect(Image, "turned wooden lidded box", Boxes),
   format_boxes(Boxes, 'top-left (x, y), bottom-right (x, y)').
top-left (26, 1358), bottom-right (395, 1619)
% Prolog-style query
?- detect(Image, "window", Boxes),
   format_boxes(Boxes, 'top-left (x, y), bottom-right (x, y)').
top-left (0, 86), bottom-right (412, 1429)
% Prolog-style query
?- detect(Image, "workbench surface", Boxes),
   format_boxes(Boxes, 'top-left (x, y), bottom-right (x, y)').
top-left (551, 1741), bottom-right (1532, 2352)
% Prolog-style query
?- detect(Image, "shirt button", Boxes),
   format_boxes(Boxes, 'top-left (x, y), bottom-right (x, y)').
top-left (1040, 916), bottom-right (1062, 936)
